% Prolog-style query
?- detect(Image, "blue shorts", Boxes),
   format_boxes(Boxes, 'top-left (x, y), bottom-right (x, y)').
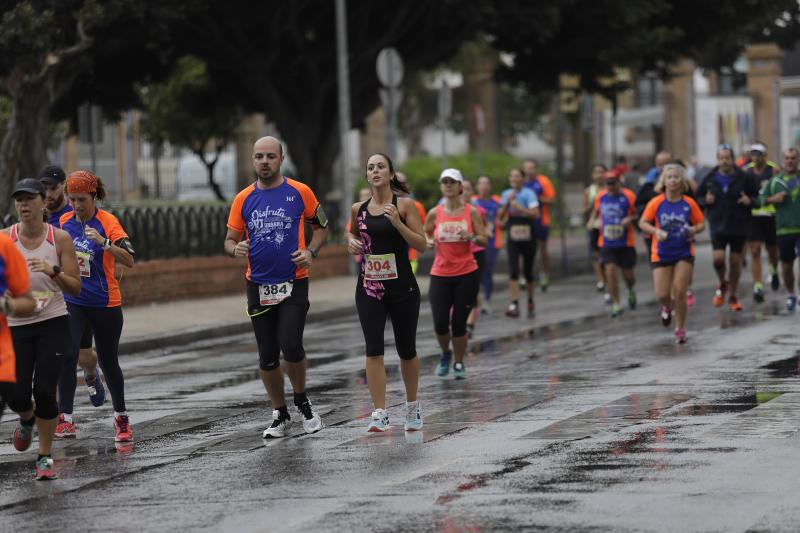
top-left (778, 234), bottom-right (800, 263)
top-left (533, 223), bottom-right (550, 241)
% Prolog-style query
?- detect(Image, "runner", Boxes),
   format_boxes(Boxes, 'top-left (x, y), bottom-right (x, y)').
top-left (40, 165), bottom-right (104, 409)
top-left (424, 168), bottom-right (486, 380)
top-left (225, 136), bottom-right (327, 438)
top-left (583, 163), bottom-right (607, 295)
top-left (346, 153), bottom-right (426, 432)
top-left (393, 172), bottom-right (427, 275)
top-left (0, 224), bottom-right (36, 424)
top-left (639, 165), bottom-right (705, 343)
top-left (522, 159), bottom-right (555, 291)
top-left (587, 171), bottom-right (638, 317)
top-left (499, 168), bottom-right (540, 318)
top-left (473, 175), bottom-right (503, 314)
top-left (759, 148), bottom-right (800, 311)
top-left (744, 142), bottom-right (781, 301)
top-left (463, 178), bottom-right (489, 337)
top-left (4, 179), bottom-right (80, 479)
top-left (697, 145), bottom-right (759, 311)
top-left (57, 170), bottom-right (135, 442)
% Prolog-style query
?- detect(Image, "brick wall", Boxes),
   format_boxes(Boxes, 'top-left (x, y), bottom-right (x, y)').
top-left (119, 245), bottom-right (349, 307)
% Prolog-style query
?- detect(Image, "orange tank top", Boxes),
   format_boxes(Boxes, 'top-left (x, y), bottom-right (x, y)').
top-left (431, 203), bottom-right (478, 277)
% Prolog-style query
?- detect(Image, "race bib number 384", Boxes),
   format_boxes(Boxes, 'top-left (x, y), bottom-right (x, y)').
top-left (364, 253), bottom-right (398, 281)
top-left (259, 281), bottom-right (293, 306)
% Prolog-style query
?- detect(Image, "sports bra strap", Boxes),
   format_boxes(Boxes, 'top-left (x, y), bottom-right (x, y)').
top-left (46, 224), bottom-right (55, 245)
top-left (9, 224), bottom-right (17, 242)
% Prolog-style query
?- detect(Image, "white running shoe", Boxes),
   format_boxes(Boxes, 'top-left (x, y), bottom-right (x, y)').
top-left (262, 410), bottom-right (290, 439)
top-left (296, 400), bottom-right (324, 434)
top-left (368, 408), bottom-right (389, 432)
top-left (404, 401), bottom-right (423, 431)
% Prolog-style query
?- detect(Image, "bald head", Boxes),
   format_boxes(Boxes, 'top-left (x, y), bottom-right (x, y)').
top-left (655, 152), bottom-right (672, 169)
top-left (252, 136), bottom-right (285, 183)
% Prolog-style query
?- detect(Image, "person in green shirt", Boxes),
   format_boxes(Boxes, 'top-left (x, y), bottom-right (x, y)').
top-left (760, 148), bottom-right (800, 311)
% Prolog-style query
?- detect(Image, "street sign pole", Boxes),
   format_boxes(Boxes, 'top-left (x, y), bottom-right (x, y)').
top-left (335, 0), bottom-right (353, 271)
top-left (377, 48), bottom-right (403, 161)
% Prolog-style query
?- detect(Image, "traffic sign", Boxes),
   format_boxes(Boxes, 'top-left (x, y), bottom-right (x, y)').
top-left (376, 48), bottom-right (403, 88)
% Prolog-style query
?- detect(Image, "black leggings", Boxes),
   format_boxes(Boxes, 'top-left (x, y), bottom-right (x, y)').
top-left (429, 271), bottom-right (481, 338)
top-left (60, 304), bottom-right (125, 414)
top-left (356, 287), bottom-right (420, 359)
top-left (0, 382), bottom-right (12, 423)
top-left (9, 316), bottom-right (70, 420)
top-left (507, 240), bottom-right (537, 282)
top-left (247, 278), bottom-right (309, 371)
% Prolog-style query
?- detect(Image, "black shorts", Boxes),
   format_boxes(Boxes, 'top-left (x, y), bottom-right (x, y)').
top-left (533, 223), bottom-right (550, 241)
top-left (748, 216), bottom-right (777, 247)
top-left (356, 287), bottom-right (420, 360)
top-left (711, 234), bottom-right (746, 253)
top-left (588, 229), bottom-right (600, 253)
top-left (473, 250), bottom-right (486, 278)
top-left (652, 256), bottom-right (695, 269)
top-left (601, 247), bottom-right (637, 269)
top-left (777, 234), bottom-right (800, 263)
top-left (246, 278), bottom-right (310, 371)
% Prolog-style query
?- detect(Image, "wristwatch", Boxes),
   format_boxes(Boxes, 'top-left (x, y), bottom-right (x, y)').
top-left (103, 238), bottom-right (112, 250)
top-left (49, 265), bottom-right (62, 279)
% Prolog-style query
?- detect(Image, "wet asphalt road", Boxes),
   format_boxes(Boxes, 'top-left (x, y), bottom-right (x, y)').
top-left (1, 245), bottom-right (800, 532)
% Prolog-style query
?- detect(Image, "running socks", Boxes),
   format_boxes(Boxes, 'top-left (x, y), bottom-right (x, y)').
top-left (21, 415), bottom-right (35, 427)
top-left (276, 405), bottom-right (291, 420)
top-left (293, 392), bottom-right (308, 407)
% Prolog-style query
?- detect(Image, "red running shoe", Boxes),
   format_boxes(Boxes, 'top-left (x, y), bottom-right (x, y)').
top-left (114, 415), bottom-right (133, 442)
top-left (54, 414), bottom-right (76, 438)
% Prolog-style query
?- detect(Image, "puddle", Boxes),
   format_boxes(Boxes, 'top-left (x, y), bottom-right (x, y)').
top-left (676, 391), bottom-right (784, 416)
top-left (763, 355), bottom-right (800, 378)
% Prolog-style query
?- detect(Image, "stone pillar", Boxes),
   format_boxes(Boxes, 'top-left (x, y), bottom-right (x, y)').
top-left (746, 43), bottom-right (783, 151)
top-left (662, 59), bottom-right (695, 162)
top-left (234, 114), bottom-right (266, 191)
top-left (464, 53), bottom-right (499, 152)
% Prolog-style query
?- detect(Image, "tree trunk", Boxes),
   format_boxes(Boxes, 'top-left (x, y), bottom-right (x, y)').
top-left (0, 83), bottom-right (51, 215)
top-left (194, 146), bottom-right (226, 202)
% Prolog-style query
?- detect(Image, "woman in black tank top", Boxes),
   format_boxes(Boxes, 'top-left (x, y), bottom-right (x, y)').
top-left (346, 153), bottom-right (427, 433)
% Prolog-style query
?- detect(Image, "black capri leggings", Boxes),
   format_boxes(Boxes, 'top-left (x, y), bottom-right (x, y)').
top-left (9, 315), bottom-right (70, 420)
top-left (247, 278), bottom-right (309, 371)
top-left (507, 240), bottom-right (537, 282)
top-left (429, 271), bottom-right (481, 338)
top-left (356, 287), bottom-right (420, 360)
top-left (0, 381), bottom-right (12, 423)
top-left (60, 304), bottom-right (125, 414)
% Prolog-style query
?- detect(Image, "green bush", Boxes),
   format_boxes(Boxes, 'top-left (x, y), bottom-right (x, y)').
top-left (398, 152), bottom-right (553, 209)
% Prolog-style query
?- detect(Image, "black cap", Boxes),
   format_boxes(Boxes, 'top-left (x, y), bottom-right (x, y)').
top-left (12, 178), bottom-right (45, 198)
top-left (38, 165), bottom-right (66, 185)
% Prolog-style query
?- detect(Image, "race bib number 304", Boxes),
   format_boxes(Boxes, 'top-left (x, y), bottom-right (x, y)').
top-left (364, 253), bottom-right (398, 281)
top-left (259, 281), bottom-right (293, 306)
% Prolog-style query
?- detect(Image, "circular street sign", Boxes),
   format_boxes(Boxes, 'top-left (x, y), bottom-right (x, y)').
top-left (376, 47), bottom-right (403, 88)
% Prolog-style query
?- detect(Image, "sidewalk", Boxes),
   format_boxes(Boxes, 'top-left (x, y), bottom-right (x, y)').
top-left (118, 234), bottom-right (597, 354)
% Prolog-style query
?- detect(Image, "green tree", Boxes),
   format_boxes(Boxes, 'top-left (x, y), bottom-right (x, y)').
top-left (140, 56), bottom-right (243, 201)
top-left (0, 0), bottom-right (177, 213)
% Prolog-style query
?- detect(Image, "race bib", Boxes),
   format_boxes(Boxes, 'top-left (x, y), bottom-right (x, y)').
top-left (32, 290), bottom-right (54, 314)
top-left (76, 251), bottom-right (91, 277)
top-left (438, 221), bottom-right (467, 243)
top-left (364, 253), bottom-right (398, 281)
top-left (509, 224), bottom-right (532, 242)
top-left (258, 281), bottom-right (293, 306)
top-left (603, 224), bottom-right (624, 241)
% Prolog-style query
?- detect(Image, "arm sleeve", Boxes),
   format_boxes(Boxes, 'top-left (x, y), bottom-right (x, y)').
top-left (227, 192), bottom-right (246, 232)
top-left (641, 197), bottom-right (658, 223)
top-left (626, 190), bottom-right (637, 216)
top-left (688, 198), bottom-right (704, 224)
top-left (297, 183), bottom-right (328, 228)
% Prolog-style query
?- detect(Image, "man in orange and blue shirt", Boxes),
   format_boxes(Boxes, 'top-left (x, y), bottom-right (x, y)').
top-left (588, 171), bottom-right (637, 317)
top-left (225, 136), bottom-right (328, 440)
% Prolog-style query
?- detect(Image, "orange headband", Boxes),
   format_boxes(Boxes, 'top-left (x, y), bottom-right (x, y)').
top-left (66, 170), bottom-right (99, 194)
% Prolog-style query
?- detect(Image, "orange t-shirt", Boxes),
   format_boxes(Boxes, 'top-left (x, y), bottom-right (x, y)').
top-left (408, 199), bottom-right (427, 262)
top-left (524, 175), bottom-right (556, 226)
top-left (0, 233), bottom-right (31, 382)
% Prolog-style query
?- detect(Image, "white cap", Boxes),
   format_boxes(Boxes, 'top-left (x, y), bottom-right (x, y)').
top-left (750, 143), bottom-right (767, 154)
top-left (439, 168), bottom-right (464, 182)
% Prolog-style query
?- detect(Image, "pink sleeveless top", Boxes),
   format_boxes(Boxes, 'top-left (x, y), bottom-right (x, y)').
top-left (7, 224), bottom-right (68, 327)
top-left (431, 203), bottom-right (478, 277)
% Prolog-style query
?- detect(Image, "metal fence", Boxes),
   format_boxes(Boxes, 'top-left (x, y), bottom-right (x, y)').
top-left (1, 205), bottom-right (230, 262)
